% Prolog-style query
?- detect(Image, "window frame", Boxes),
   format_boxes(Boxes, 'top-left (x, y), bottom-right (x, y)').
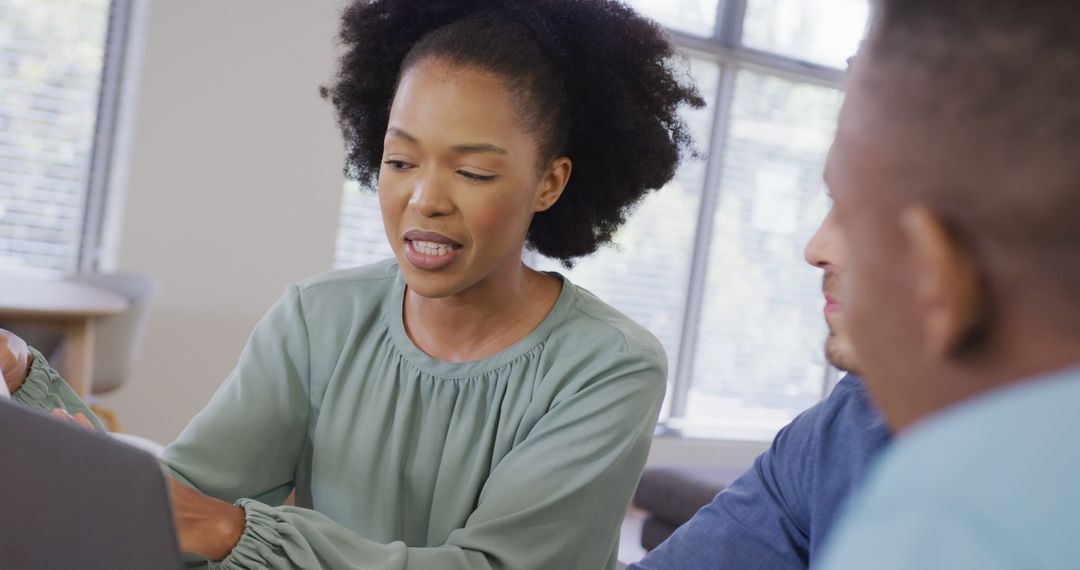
top-left (77, 0), bottom-right (140, 275)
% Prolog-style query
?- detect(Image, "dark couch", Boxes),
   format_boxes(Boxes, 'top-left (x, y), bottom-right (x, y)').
top-left (632, 465), bottom-right (746, 551)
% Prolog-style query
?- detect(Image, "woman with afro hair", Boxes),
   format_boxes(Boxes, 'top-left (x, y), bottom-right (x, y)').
top-left (8, 0), bottom-right (703, 568)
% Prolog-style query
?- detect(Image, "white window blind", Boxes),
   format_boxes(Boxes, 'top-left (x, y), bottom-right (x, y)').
top-left (743, 0), bottom-right (870, 68)
top-left (0, 0), bottom-right (112, 276)
top-left (682, 71), bottom-right (840, 439)
top-left (334, 181), bottom-right (392, 270)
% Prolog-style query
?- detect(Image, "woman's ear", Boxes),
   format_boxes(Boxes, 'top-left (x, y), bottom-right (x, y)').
top-left (534, 157), bottom-right (572, 212)
top-left (899, 206), bottom-right (988, 358)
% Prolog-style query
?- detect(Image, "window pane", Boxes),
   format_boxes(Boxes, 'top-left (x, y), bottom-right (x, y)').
top-left (683, 70), bottom-right (841, 440)
top-left (0, 0), bottom-right (112, 276)
top-left (742, 0), bottom-right (869, 69)
top-left (536, 57), bottom-right (721, 397)
top-left (625, 0), bottom-right (722, 38)
top-left (334, 182), bottom-right (393, 269)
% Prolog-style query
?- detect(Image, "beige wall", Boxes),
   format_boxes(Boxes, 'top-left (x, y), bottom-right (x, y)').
top-left (98, 1), bottom-right (348, 444)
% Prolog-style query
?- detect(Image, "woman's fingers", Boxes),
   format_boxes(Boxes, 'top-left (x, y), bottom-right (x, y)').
top-left (50, 408), bottom-right (95, 431)
top-left (73, 412), bottom-right (94, 430)
top-left (0, 329), bottom-right (30, 394)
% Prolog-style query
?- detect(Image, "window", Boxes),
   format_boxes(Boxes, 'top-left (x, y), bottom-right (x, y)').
top-left (742, 0), bottom-right (870, 68)
top-left (0, 0), bottom-right (126, 277)
top-left (333, 0), bottom-right (869, 441)
top-left (628, 0), bottom-right (722, 37)
top-left (334, 180), bottom-right (393, 269)
top-left (682, 71), bottom-right (840, 439)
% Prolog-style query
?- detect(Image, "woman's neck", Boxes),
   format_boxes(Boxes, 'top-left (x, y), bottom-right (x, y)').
top-left (403, 262), bottom-right (562, 363)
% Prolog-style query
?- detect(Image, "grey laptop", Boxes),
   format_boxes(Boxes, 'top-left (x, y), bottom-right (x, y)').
top-left (0, 400), bottom-right (182, 569)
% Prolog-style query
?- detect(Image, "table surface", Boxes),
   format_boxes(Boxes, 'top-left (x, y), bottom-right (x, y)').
top-left (0, 275), bottom-right (129, 318)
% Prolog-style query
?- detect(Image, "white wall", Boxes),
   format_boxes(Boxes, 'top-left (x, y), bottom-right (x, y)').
top-left (98, 0), bottom-right (348, 444)
top-left (647, 436), bottom-right (766, 468)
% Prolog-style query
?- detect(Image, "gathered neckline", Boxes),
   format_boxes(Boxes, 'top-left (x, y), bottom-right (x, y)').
top-left (384, 264), bottom-right (576, 379)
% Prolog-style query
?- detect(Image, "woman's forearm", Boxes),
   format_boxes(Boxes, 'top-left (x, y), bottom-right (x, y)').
top-left (168, 477), bottom-right (247, 561)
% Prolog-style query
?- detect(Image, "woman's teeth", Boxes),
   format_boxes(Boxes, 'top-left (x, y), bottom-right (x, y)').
top-left (412, 240), bottom-right (455, 256)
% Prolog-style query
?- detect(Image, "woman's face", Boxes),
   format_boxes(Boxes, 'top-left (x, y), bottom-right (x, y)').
top-left (379, 58), bottom-right (567, 299)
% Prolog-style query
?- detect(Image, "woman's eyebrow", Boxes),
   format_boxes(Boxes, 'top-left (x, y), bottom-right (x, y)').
top-left (386, 127), bottom-right (419, 143)
top-left (386, 127), bottom-right (507, 156)
top-left (451, 142), bottom-right (507, 156)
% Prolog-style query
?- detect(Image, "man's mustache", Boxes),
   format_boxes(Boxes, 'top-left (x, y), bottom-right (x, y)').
top-left (823, 272), bottom-right (841, 298)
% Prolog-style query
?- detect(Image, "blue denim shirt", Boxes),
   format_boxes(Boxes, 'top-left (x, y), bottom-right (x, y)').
top-left (631, 375), bottom-right (891, 569)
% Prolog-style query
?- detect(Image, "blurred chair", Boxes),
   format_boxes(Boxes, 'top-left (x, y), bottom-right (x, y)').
top-left (73, 272), bottom-right (158, 433)
top-left (3, 272), bottom-right (158, 432)
top-left (70, 272), bottom-right (158, 399)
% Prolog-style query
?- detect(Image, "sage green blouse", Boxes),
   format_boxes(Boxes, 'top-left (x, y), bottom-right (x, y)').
top-left (18, 259), bottom-right (667, 569)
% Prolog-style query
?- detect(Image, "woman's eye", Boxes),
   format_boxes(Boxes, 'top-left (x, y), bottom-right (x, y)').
top-left (458, 170), bottom-right (497, 182)
top-left (383, 159), bottom-right (412, 171)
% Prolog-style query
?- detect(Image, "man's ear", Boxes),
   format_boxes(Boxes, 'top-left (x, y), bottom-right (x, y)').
top-left (900, 206), bottom-right (987, 358)
top-left (534, 157), bottom-right (572, 213)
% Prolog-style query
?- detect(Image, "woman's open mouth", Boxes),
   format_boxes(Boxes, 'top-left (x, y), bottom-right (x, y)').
top-left (403, 230), bottom-right (463, 271)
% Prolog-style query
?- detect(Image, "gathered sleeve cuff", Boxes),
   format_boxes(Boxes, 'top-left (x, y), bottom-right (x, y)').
top-left (12, 345), bottom-right (106, 432)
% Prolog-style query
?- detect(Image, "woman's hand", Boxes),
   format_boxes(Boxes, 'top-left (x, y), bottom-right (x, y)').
top-left (167, 477), bottom-right (247, 561)
top-left (0, 329), bottom-right (31, 395)
top-left (50, 408), bottom-right (96, 429)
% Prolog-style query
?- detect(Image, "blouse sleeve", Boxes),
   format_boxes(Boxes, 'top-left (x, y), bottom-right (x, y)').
top-left (163, 283), bottom-right (312, 508)
top-left (11, 345), bottom-right (107, 433)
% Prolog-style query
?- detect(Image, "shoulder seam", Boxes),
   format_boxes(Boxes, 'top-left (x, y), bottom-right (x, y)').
top-left (568, 303), bottom-right (635, 352)
top-left (297, 271), bottom-right (396, 294)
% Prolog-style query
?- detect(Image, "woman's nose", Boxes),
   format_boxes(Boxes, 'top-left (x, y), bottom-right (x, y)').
top-left (408, 173), bottom-right (454, 218)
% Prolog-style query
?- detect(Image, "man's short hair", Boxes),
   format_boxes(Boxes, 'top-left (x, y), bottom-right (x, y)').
top-left (860, 0), bottom-right (1080, 326)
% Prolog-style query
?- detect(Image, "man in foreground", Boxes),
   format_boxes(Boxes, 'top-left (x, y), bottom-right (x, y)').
top-left (819, 1), bottom-right (1080, 567)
